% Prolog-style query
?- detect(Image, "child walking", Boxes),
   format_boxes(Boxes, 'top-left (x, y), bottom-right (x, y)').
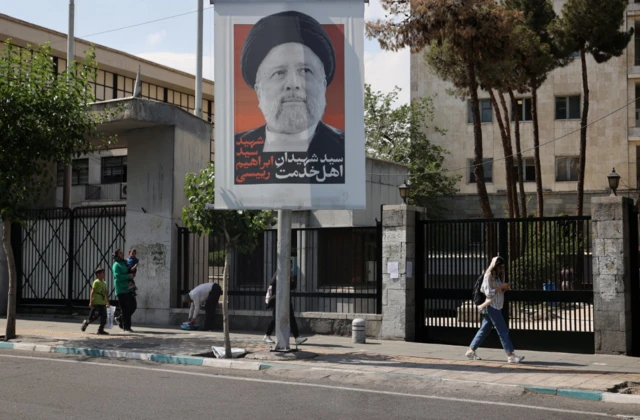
top-left (126, 248), bottom-right (139, 296)
top-left (81, 268), bottom-right (110, 335)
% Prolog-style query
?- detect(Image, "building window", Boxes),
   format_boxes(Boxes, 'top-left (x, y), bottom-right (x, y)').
top-left (512, 98), bottom-right (533, 122)
top-left (101, 156), bottom-right (127, 184)
top-left (467, 99), bottom-right (492, 123)
top-left (636, 85), bottom-right (640, 127)
top-left (56, 159), bottom-right (89, 187)
top-left (469, 159), bottom-right (493, 183)
top-left (556, 156), bottom-right (580, 182)
top-left (636, 22), bottom-right (640, 66)
top-left (555, 96), bottom-right (581, 120)
top-left (513, 158), bottom-right (535, 183)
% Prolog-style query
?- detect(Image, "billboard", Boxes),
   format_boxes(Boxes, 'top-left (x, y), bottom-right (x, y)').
top-left (213, 0), bottom-right (365, 209)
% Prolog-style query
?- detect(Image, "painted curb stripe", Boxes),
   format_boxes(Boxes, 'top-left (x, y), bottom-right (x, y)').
top-left (0, 342), bottom-right (14, 349)
top-left (525, 386), bottom-right (604, 402)
top-left (602, 392), bottom-right (640, 404)
top-left (56, 347), bottom-right (105, 357)
top-left (523, 386), bottom-right (557, 395)
top-left (557, 389), bottom-right (602, 401)
top-left (149, 354), bottom-right (204, 366)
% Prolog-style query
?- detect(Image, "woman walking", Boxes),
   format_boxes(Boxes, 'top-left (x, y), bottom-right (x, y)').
top-left (466, 256), bottom-right (524, 363)
top-left (112, 248), bottom-right (137, 333)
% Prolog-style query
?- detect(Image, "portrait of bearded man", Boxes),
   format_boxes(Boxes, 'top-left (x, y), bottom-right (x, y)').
top-left (234, 10), bottom-right (345, 184)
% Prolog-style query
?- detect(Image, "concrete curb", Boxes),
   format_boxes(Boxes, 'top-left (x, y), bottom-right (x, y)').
top-left (0, 341), bottom-right (269, 371)
top-left (524, 386), bottom-right (640, 405)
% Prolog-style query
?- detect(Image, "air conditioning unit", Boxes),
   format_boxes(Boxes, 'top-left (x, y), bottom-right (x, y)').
top-left (120, 183), bottom-right (127, 199)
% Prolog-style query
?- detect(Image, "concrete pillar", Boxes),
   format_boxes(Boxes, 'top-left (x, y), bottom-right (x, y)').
top-left (592, 196), bottom-right (633, 355)
top-left (380, 204), bottom-right (423, 341)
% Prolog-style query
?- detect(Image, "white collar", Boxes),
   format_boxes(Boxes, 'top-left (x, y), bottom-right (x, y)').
top-left (262, 122), bottom-right (318, 153)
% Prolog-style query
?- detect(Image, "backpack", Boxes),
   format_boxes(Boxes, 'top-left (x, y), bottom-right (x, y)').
top-left (472, 274), bottom-right (486, 306)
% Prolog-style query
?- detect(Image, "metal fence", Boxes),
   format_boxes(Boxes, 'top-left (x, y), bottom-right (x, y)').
top-left (416, 216), bottom-right (594, 353)
top-left (12, 206), bottom-right (126, 306)
top-left (177, 224), bottom-right (382, 314)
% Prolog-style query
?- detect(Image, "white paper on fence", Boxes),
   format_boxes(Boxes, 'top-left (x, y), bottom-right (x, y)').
top-left (211, 346), bottom-right (247, 359)
top-left (105, 306), bottom-right (116, 330)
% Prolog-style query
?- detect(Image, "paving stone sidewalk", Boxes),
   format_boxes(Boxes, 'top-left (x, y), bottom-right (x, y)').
top-left (3, 317), bottom-right (640, 393)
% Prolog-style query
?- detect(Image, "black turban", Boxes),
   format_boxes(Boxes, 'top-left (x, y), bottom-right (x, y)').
top-left (241, 11), bottom-right (336, 89)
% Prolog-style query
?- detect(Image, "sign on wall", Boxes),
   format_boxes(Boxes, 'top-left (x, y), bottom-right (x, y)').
top-left (213, 0), bottom-right (366, 209)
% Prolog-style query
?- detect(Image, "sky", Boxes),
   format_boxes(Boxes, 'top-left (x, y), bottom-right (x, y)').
top-left (2, 0), bottom-right (410, 104)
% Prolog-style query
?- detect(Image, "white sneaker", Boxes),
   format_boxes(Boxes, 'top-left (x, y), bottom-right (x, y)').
top-left (508, 354), bottom-right (524, 364)
top-left (263, 335), bottom-right (274, 344)
top-left (294, 337), bottom-right (308, 345)
top-left (465, 349), bottom-right (481, 360)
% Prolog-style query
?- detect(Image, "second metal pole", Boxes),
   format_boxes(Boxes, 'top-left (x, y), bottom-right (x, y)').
top-left (62, 0), bottom-right (75, 208)
top-left (274, 209), bottom-right (292, 351)
top-left (194, 0), bottom-right (204, 118)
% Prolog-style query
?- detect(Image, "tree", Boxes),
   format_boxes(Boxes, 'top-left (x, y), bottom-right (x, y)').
top-left (504, 0), bottom-right (569, 218)
top-left (182, 163), bottom-right (275, 358)
top-left (364, 84), bottom-right (460, 214)
top-left (0, 42), bottom-right (116, 340)
top-left (368, 0), bottom-right (522, 218)
top-left (555, 0), bottom-right (633, 216)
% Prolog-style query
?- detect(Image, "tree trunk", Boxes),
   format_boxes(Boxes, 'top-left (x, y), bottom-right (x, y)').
top-left (222, 245), bottom-right (232, 358)
top-left (509, 91), bottom-right (527, 219)
top-left (468, 63), bottom-right (493, 218)
top-left (497, 91), bottom-right (519, 219)
top-left (3, 219), bottom-right (17, 341)
top-left (530, 85), bottom-right (544, 218)
top-left (577, 48), bottom-right (589, 217)
top-left (488, 90), bottom-right (515, 219)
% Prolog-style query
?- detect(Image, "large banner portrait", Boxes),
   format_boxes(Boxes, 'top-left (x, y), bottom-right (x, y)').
top-left (213, 0), bottom-right (365, 210)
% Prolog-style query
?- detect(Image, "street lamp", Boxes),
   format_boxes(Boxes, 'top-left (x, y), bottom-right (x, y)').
top-left (607, 168), bottom-right (621, 196)
top-left (398, 180), bottom-right (411, 204)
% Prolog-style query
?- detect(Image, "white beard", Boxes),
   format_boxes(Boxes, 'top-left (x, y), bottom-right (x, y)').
top-left (258, 91), bottom-right (326, 134)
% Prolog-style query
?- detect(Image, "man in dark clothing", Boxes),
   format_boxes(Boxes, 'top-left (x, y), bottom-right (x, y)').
top-left (263, 270), bottom-right (307, 345)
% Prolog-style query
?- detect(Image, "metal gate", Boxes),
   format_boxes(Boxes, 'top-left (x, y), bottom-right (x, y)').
top-left (11, 206), bottom-right (126, 307)
top-left (415, 217), bottom-right (594, 354)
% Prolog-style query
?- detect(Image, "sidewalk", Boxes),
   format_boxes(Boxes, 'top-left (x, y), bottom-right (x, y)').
top-left (2, 317), bottom-right (640, 403)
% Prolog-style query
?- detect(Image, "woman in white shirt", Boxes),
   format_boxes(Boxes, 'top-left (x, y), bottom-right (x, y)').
top-left (466, 256), bottom-right (524, 364)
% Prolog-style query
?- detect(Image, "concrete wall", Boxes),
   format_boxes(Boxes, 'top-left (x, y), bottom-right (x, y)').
top-left (433, 190), bottom-right (619, 219)
top-left (169, 308), bottom-right (382, 338)
top-left (410, 0), bottom-right (636, 199)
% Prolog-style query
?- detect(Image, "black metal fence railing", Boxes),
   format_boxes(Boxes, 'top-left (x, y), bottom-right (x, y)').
top-left (177, 224), bottom-right (383, 314)
top-left (12, 206), bottom-right (126, 307)
top-left (419, 216), bottom-right (593, 333)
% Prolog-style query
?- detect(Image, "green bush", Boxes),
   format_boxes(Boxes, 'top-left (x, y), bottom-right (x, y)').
top-left (209, 250), bottom-right (225, 266)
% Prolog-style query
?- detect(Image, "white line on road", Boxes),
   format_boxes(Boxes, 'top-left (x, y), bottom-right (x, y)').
top-left (0, 353), bottom-right (627, 418)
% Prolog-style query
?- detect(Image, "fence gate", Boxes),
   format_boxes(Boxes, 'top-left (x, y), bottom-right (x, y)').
top-left (415, 217), bottom-right (594, 354)
top-left (11, 206), bottom-right (126, 307)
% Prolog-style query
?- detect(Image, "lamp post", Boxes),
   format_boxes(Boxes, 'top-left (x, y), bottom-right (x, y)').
top-left (607, 168), bottom-right (621, 196)
top-left (398, 180), bottom-right (411, 204)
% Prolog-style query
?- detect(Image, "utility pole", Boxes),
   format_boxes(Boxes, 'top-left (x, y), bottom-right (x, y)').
top-left (62, 0), bottom-right (75, 208)
top-left (194, 0), bottom-right (204, 118)
top-left (273, 210), bottom-right (292, 351)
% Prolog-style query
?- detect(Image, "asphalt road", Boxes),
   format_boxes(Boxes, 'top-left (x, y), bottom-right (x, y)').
top-left (1, 350), bottom-right (639, 420)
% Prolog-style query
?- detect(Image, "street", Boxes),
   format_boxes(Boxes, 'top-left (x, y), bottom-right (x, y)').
top-left (1, 350), bottom-right (640, 420)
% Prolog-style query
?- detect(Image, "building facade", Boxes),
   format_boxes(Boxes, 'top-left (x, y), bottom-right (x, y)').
top-left (0, 12), bottom-right (216, 208)
top-left (411, 0), bottom-right (640, 218)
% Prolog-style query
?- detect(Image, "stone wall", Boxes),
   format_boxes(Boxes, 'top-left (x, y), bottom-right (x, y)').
top-left (591, 196), bottom-right (633, 355)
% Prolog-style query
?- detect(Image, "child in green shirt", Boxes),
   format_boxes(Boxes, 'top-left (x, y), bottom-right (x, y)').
top-left (81, 268), bottom-right (110, 335)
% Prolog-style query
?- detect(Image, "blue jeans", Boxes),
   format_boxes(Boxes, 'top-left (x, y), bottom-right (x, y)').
top-left (470, 306), bottom-right (514, 354)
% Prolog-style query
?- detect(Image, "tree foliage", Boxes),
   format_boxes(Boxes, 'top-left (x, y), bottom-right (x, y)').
top-left (554, 0), bottom-right (633, 216)
top-left (0, 41), bottom-right (117, 340)
top-left (364, 84), bottom-right (459, 214)
top-left (367, 0), bottom-right (523, 218)
top-left (182, 163), bottom-right (275, 357)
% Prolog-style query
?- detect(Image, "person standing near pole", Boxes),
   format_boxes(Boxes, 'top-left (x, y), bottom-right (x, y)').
top-left (263, 265), bottom-right (307, 346)
top-left (466, 256), bottom-right (524, 363)
top-left (112, 248), bottom-right (137, 333)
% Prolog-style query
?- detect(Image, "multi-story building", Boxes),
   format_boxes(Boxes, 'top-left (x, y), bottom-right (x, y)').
top-left (0, 12), bottom-right (216, 208)
top-left (411, 0), bottom-right (640, 218)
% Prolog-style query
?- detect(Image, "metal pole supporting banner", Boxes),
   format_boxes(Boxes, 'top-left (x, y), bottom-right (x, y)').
top-left (194, 0), bottom-right (204, 118)
top-left (63, 0), bottom-right (75, 208)
top-left (274, 210), bottom-right (292, 351)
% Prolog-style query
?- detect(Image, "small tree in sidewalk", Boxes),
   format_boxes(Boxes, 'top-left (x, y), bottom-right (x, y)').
top-left (182, 163), bottom-right (275, 358)
top-left (0, 42), bottom-right (117, 340)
